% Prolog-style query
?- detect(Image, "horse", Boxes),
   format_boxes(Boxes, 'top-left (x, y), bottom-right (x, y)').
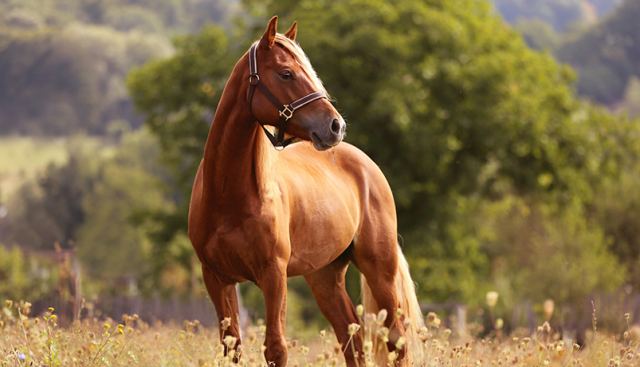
top-left (188, 16), bottom-right (423, 366)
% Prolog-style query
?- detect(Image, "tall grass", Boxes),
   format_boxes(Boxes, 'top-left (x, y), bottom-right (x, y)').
top-left (1, 299), bottom-right (638, 366)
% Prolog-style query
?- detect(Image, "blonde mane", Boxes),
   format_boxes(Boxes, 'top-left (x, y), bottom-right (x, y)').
top-left (273, 34), bottom-right (328, 97)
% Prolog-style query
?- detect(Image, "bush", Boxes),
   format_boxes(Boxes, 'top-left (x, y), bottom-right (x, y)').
top-left (0, 246), bottom-right (58, 302)
top-left (478, 196), bottom-right (624, 320)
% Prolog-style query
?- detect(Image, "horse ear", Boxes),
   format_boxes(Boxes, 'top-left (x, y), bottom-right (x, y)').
top-left (261, 16), bottom-right (278, 48)
top-left (284, 21), bottom-right (297, 41)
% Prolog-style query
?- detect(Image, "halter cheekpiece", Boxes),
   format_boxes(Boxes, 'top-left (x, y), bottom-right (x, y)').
top-left (246, 42), bottom-right (327, 149)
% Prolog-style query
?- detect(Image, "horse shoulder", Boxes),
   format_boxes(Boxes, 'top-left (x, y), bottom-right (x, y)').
top-left (193, 209), bottom-right (287, 282)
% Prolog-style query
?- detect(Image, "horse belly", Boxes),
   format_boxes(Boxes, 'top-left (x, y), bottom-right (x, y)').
top-left (287, 206), bottom-right (358, 276)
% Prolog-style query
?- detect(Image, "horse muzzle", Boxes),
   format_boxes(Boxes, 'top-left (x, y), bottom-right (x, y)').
top-left (310, 117), bottom-right (345, 151)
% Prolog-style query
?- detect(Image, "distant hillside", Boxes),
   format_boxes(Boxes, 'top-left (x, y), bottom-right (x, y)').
top-left (556, 0), bottom-right (640, 105)
top-left (493, 0), bottom-right (621, 32)
top-left (493, 0), bottom-right (637, 111)
top-left (0, 0), bottom-right (237, 136)
top-left (0, 0), bottom-right (237, 36)
top-left (0, 25), bottom-right (172, 135)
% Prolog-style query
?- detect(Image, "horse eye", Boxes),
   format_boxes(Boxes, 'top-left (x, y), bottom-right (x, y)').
top-left (279, 70), bottom-right (294, 80)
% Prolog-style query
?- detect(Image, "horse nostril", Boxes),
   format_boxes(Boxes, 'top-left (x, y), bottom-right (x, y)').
top-left (331, 119), bottom-right (341, 135)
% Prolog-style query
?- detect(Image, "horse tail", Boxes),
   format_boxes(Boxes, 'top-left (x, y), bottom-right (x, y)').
top-left (361, 244), bottom-right (424, 365)
top-left (395, 245), bottom-right (425, 363)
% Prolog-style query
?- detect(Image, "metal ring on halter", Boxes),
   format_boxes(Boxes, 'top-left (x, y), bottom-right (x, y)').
top-left (249, 74), bottom-right (260, 85)
top-left (278, 105), bottom-right (294, 120)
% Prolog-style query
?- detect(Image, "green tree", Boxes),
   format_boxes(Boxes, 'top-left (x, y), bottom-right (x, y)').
top-left (477, 196), bottom-right (623, 311)
top-left (0, 246), bottom-right (58, 301)
top-left (5, 150), bottom-right (93, 250)
top-left (2, 130), bottom-right (182, 296)
top-left (76, 129), bottom-right (170, 296)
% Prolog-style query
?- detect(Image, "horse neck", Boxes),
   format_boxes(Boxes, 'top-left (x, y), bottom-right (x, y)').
top-left (202, 62), bottom-right (274, 214)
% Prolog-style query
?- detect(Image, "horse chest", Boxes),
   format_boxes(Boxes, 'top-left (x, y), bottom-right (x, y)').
top-left (201, 216), bottom-right (283, 282)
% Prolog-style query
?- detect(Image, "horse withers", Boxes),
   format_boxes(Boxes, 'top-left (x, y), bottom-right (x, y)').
top-left (188, 16), bottom-right (423, 366)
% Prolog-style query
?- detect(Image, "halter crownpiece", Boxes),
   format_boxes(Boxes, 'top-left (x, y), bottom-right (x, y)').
top-left (246, 42), bottom-right (327, 149)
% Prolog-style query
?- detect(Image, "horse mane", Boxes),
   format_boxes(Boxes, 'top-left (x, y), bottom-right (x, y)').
top-left (273, 34), bottom-right (329, 98)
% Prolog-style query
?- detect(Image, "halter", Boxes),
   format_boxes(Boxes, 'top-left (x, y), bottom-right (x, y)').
top-left (246, 42), bottom-right (327, 149)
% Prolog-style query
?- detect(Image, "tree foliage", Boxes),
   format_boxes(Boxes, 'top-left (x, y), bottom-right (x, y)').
top-left (75, 130), bottom-right (169, 295)
top-left (0, 246), bottom-right (58, 301)
top-left (478, 196), bottom-right (623, 306)
top-left (5, 149), bottom-right (92, 250)
top-left (3, 131), bottom-right (174, 296)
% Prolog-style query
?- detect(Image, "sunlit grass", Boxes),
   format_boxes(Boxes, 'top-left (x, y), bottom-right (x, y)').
top-left (1, 300), bottom-right (638, 367)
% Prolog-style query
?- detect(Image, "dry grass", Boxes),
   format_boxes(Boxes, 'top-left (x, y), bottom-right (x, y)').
top-left (0, 300), bottom-right (638, 367)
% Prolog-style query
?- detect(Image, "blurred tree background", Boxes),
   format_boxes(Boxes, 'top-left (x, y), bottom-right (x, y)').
top-left (2, 0), bottom-right (640, 331)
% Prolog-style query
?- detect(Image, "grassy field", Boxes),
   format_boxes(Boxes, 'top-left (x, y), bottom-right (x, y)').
top-left (0, 136), bottom-right (104, 200)
top-left (0, 301), bottom-right (638, 367)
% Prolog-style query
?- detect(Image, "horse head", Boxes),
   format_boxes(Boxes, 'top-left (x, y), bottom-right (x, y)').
top-left (247, 16), bottom-right (346, 150)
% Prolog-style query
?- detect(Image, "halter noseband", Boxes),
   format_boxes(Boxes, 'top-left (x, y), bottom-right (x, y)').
top-left (246, 42), bottom-right (327, 149)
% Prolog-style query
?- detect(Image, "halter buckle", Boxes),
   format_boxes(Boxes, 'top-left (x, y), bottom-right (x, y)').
top-left (279, 105), bottom-right (294, 120)
top-left (249, 74), bottom-right (260, 85)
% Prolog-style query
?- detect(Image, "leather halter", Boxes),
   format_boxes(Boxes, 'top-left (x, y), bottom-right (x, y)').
top-left (246, 42), bottom-right (327, 149)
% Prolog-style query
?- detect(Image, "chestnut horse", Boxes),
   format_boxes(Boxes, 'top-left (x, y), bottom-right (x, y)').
top-left (188, 16), bottom-right (423, 366)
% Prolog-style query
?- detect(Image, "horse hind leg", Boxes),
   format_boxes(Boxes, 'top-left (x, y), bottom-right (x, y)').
top-left (353, 221), bottom-right (424, 365)
top-left (304, 252), bottom-right (363, 367)
top-left (355, 246), bottom-right (406, 363)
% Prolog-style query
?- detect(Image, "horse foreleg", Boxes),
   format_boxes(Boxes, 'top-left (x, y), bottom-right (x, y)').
top-left (257, 261), bottom-right (288, 366)
top-left (305, 255), bottom-right (363, 367)
top-left (202, 265), bottom-right (242, 360)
